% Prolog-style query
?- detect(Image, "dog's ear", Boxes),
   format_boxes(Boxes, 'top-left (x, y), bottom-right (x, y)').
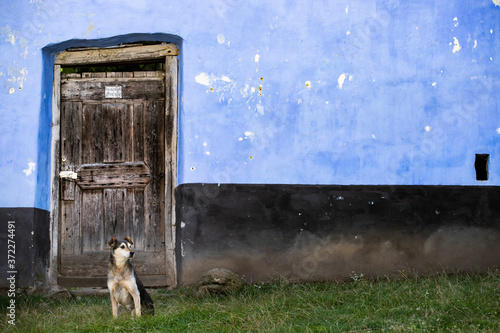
top-left (108, 237), bottom-right (117, 247)
top-left (124, 236), bottom-right (133, 245)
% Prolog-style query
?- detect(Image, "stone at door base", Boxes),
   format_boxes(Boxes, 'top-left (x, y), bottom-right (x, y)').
top-left (27, 283), bottom-right (73, 300)
top-left (194, 268), bottom-right (244, 297)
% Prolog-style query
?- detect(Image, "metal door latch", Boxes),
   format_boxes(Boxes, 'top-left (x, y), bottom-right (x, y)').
top-left (59, 170), bottom-right (78, 180)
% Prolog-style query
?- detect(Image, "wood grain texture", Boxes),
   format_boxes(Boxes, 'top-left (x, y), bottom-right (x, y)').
top-left (61, 101), bottom-right (82, 171)
top-left (56, 46), bottom-right (177, 286)
top-left (143, 100), bottom-right (165, 253)
top-left (55, 44), bottom-right (179, 65)
top-left (76, 163), bottom-right (151, 189)
top-left (101, 103), bottom-right (133, 162)
top-left (60, 251), bottom-right (165, 277)
top-left (61, 77), bottom-right (164, 101)
top-left (81, 190), bottom-right (104, 252)
top-left (49, 65), bottom-right (61, 285)
top-left (82, 104), bottom-right (103, 164)
top-left (60, 86), bottom-right (166, 276)
top-left (60, 185), bottom-right (81, 255)
top-left (164, 56), bottom-right (179, 286)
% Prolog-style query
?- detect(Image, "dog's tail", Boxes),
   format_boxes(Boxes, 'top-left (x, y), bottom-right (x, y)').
top-left (141, 291), bottom-right (155, 316)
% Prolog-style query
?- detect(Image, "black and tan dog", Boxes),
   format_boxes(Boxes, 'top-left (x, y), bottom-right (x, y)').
top-left (107, 237), bottom-right (154, 318)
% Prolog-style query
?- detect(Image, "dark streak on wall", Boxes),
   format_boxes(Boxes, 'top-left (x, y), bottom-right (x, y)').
top-left (0, 208), bottom-right (50, 288)
top-left (175, 184), bottom-right (500, 285)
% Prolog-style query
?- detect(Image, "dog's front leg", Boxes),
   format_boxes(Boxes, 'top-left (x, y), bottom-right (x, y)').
top-left (123, 282), bottom-right (141, 317)
top-left (108, 283), bottom-right (119, 319)
top-left (111, 295), bottom-right (119, 318)
top-left (132, 291), bottom-right (141, 317)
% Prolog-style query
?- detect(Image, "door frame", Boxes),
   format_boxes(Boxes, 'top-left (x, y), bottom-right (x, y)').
top-left (48, 43), bottom-right (179, 287)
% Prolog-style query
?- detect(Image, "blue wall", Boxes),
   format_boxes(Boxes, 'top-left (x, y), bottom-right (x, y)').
top-left (1, 0), bottom-right (499, 211)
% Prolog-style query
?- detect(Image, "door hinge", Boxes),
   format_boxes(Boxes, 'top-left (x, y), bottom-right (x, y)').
top-left (59, 170), bottom-right (78, 180)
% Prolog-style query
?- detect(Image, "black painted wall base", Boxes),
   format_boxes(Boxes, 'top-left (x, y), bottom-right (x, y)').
top-left (0, 208), bottom-right (50, 288)
top-left (2, 185), bottom-right (500, 288)
top-left (176, 184), bottom-right (500, 285)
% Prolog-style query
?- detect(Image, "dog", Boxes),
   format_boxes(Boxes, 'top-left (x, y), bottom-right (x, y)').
top-left (107, 237), bottom-right (154, 318)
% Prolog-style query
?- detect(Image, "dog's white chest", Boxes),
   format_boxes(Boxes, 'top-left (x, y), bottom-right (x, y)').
top-left (114, 284), bottom-right (135, 310)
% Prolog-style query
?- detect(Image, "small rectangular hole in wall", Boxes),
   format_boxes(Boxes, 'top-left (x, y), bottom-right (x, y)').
top-left (475, 154), bottom-right (489, 181)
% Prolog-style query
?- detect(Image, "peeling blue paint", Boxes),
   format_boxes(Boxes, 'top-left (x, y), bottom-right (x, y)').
top-left (0, 0), bottom-right (499, 210)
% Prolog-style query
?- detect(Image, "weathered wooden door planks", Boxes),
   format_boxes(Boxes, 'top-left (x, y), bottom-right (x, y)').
top-left (57, 68), bottom-right (171, 287)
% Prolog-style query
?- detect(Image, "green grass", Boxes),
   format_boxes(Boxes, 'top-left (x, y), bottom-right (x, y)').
top-left (1, 270), bottom-right (499, 332)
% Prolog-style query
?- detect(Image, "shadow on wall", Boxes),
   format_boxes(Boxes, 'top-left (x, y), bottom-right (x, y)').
top-left (181, 226), bottom-right (499, 284)
top-left (176, 184), bottom-right (500, 284)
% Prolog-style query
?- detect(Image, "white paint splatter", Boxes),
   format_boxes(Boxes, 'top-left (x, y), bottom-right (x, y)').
top-left (473, 40), bottom-right (477, 49)
top-left (241, 84), bottom-right (250, 98)
top-left (338, 73), bottom-right (348, 89)
top-left (203, 142), bottom-right (207, 147)
top-left (345, 5), bottom-right (349, 14)
top-left (452, 37), bottom-right (461, 53)
top-left (7, 33), bottom-right (15, 44)
top-left (18, 68), bottom-right (27, 89)
top-left (205, 151), bottom-right (210, 155)
top-left (346, 31), bottom-right (350, 35)
top-left (453, 17), bottom-right (459, 27)
top-left (6, 67), bottom-right (28, 92)
top-left (493, 0), bottom-right (500, 7)
top-left (432, 82), bottom-right (437, 87)
top-left (496, 128), bottom-right (500, 134)
top-left (305, 81), bottom-right (312, 89)
top-left (23, 160), bottom-right (36, 176)
top-left (244, 131), bottom-right (255, 140)
top-left (217, 34), bottom-right (226, 44)
top-left (86, 14), bottom-right (96, 36)
top-left (1, 25), bottom-right (16, 44)
top-left (254, 54), bottom-right (260, 62)
top-left (372, 134), bottom-right (376, 139)
top-left (195, 73), bottom-right (211, 86)
top-left (181, 222), bottom-right (186, 228)
top-left (195, 72), bottom-right (232, 86)
top-left (21, 47), bottom-right (28, 59)
top-left (425, 126), bottom-right (431, 132)
top-left (256, 103), bottom-right (264, 115)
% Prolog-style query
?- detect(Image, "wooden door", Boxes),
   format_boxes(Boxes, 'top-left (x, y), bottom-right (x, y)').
top-left (58, 69), bottom-right (168, 287)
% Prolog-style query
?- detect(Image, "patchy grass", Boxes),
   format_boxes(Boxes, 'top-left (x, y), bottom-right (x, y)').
top-left (1, 270), bottom-right (499, 332)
